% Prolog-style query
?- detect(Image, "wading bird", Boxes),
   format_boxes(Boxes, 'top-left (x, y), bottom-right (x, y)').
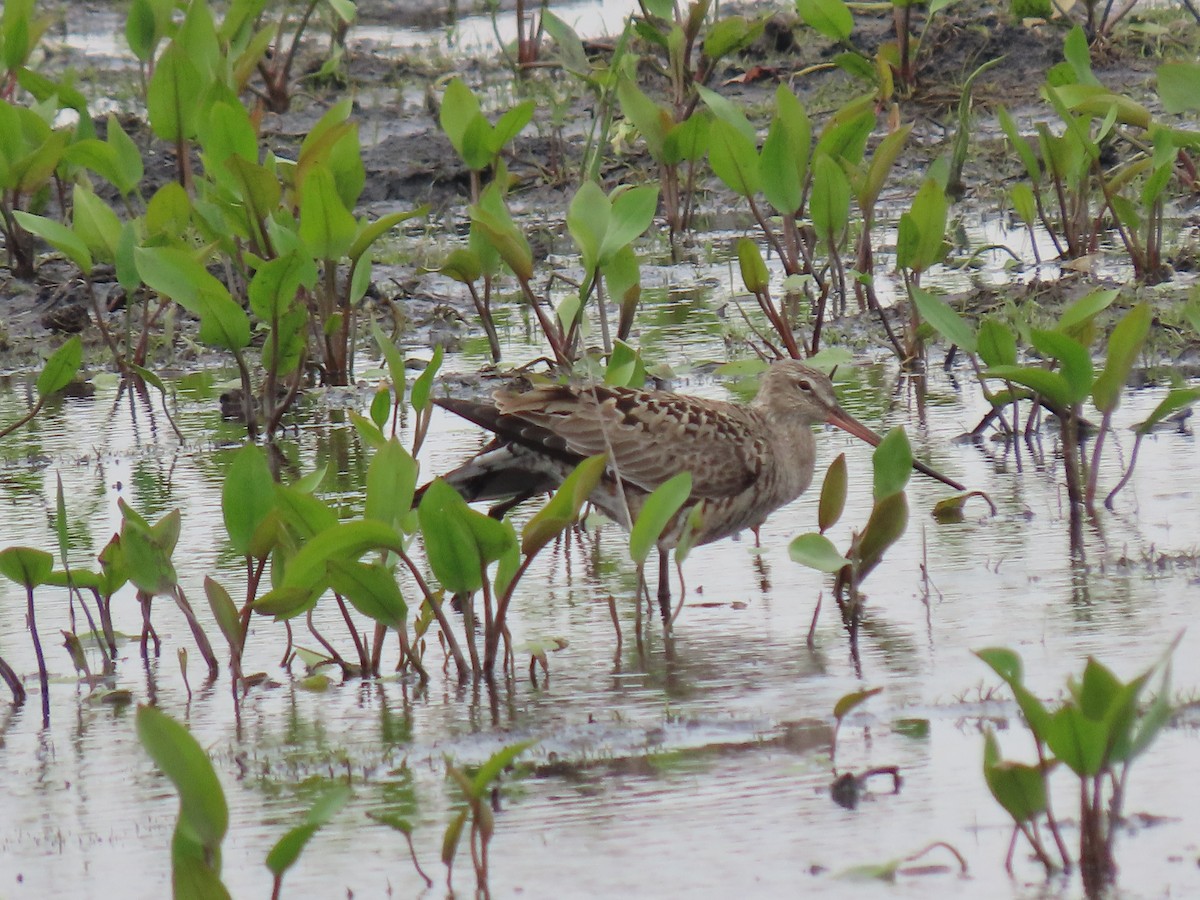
top-left (432, 360), bottom-right (963, 620)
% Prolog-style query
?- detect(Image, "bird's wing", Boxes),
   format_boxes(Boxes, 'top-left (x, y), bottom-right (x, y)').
top-left (491, 384), bottom-right (767, 499)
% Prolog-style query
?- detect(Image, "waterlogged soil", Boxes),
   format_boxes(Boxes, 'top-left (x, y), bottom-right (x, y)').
top-left (2, 2), bottom-right (1200, 899)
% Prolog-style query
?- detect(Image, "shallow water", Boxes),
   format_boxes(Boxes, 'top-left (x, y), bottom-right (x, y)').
top-left (0, 324), bottom-right (1198, 898)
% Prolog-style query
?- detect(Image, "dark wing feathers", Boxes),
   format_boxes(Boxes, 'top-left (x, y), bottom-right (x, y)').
top-left (439, 384), bottom-right (762, 499)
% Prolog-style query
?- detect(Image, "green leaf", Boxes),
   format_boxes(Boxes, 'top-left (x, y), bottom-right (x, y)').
top-left (1157, 62), bottom-right (1200, 114)
top-left (222, 445), bottom-right (277, 558)
top-left (984, 365), bottom-right (1073, 411)
top-left (1057, 288), bottom-right (1119, 334)
top-left (265, 785), bottom-right (351, 879)
top-left (1030, 328), bottom-right (1093, 404)
top-left (983, 730), bottom-right (1048, 823)
top-left (11, 211), bottom-right (93, 272)
top-left (707, 118), bottom-right (760, 197)
top-left (1092, 303), bottom-right (1150, 415)
top-left (36, 336), bottom-right (83, 398)
top-left (976, 319), bottom-right (1017, 368)
top-left (418, 479), bottom-right (484, 595)
top-left (809, 153), bottom-right (850, 244)
top-left (136, 705), bottom-right (228, 854)
top-left (1062, 24), bottom-right (1100, 87)
top-left (617, 76), bottom-right (670, 161)
top-left (522, 454), bottom-right (608, 557)
top-left (328, 560), bottom-right (407, 631)
top-left (1044, 705), bottom-right (1108, 776)
top-left (256, 521), bottom-right (405, 619)
top-left (833, 686), bottom-right (883, 721)
top-left (910, 288), bottom-right (976, 353)
top-left (736, 238), bottom-right (769, 293)
top-left (818, 453), bottom-right (848, 533)
top-left (853, 491), bottom-right (908, 578)
top-left (410, 344), bottom-right (443, 412)
top-left (796, 0), bottom-right (854, 41)
top-left (567, 179), bottom-right (609, 272)
top-left (872, 427), bottom-right (912, 501)
top-left (788, 533), bottom-right (850, 572)
top-left (203, 577), bottom-right (243, 656)
top-left (998, 106), bottom-right (1041, 183)
top-left (299, 166), bottom-right (357, 260)
top-left (0, 546), bottom-right (54, 587)
top-left (600, 184), bottom-right (657, 264)
top-left (365, 439), bottom-right (418, 528)
top-left (1133, 388), bottom-right (1200, 435)
top-left (146, 43), bottom-right (204, 142)
top-left (629, 472), bottom-right (692, 566)
top-left (469, 740), bottom-right (535, 799)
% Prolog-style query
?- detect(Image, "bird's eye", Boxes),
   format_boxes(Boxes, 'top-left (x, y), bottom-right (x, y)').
top-left (797, 379), bottom-right (812, 392)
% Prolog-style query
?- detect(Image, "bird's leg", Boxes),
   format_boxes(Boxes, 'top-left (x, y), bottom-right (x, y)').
top-left (657, 551), bottom-right (672, 624)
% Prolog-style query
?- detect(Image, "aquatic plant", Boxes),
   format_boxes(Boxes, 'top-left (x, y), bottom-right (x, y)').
top-left (442, 741), bottom-right (534, 897)
top-left (977, 640), bottom-right (1177, 894)
top-left (789, 427), bottom-right (913, 654)
top-left (999, 27), bottom-right (1200, 282)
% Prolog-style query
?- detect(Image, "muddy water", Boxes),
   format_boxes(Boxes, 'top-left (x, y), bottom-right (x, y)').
top-left (0, 313), bottom-right (1198, 898)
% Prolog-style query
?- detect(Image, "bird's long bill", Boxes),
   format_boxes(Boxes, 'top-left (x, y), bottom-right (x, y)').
top-left (825, 405), bottom-right (967, 492)
top-left (826, 405), bottom-right (883, 447)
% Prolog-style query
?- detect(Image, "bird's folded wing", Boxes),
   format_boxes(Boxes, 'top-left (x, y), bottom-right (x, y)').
top-left (493, 384), bottom-right (764, 499)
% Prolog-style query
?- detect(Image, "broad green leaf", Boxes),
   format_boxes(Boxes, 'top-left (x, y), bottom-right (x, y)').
top-left (1157, 62), bottom-right (1200, 114)
top-left (439, 78), bottom-right (481, 156)
top-left (788, 533), bottom-right (850, 572)
top-left (629, 472), bottom-right (692, 566)
top-left (858, 124), bottom-right (912, 214)
top-left (810, 153), bottom-right (850, 245)
top-left (469, 740), bottom-right (535, 798)
top-left (707, 119), bottom-right (760, 197)
top-left (418, 479), bottom-right (484, 595)
top-left (265, 785), bottom-right (351, 878)
top-left (600, 184), bottom-right (657, 263)
top-left (910, 288), bottom-right (976, 353)
top-left (737, 238), bottom-right (769, 293)
top-left (1092, 303), bottom-right (1150, 415)
top-left (1058, 288), bottom-right (1119, 334)
top-left (818, 453), bottom-right (847, 533)
top-left (11, 211), bottom-right (92, 272)
top-left (997, 105), bottom-right (1041, 182)
top-left (299, 166), bottom-right (357, 260)
top-left (1133, 388), bottom-right (1200, 435)
top-left (36, 336), bottom-right (83, 398)
top-left (222, 444), bottom-right (277, 557)
top-left (976, 318), bottom-right (1017, 368)
top-left (796, 0), bottom-right (853, 41)
top-left (146, 43), bottom-right (204, 142)
top-left (853, 491), bottom-right (908, 577)
top-left (410, 344), bottom-right (443, 412)
top-left (0, 546), bottom-right (54, 587)
top-left (1062, 25), bottom-right (1100, 86)
top-left (327, 560), bottom-right (407, 631)
top-left (348, 206), bottom-right (428, 264)
top-left (983, 730), bottom-right (1048, 823)
top-left (872, 427), bottom-right (912, 501)
top-left (1030, 329), bottom-right (1092, 404)
top-left (1044, 705), bottom-right (1107, 776)
top-left (617, 77), bottom-right (670, 161)
top-left (985, 365), bottom-right (1072, 410)
top-left (203, 577), bottom-right (243, 655)
top-left (522, 454), bottom-right (607, 556)
top-left (136, 705), bottom-right (228, 852)
top-left (567, 179), bottom-right (609, 272)
top-left (365, 439), bottom-right (418, 527)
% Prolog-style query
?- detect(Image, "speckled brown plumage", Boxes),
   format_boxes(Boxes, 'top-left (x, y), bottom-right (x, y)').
top-left (433, 359), bottom-right (882, 550)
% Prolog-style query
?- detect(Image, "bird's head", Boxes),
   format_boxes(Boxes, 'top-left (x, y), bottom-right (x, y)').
top-left (755, 360), bottom-right (881, 446)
